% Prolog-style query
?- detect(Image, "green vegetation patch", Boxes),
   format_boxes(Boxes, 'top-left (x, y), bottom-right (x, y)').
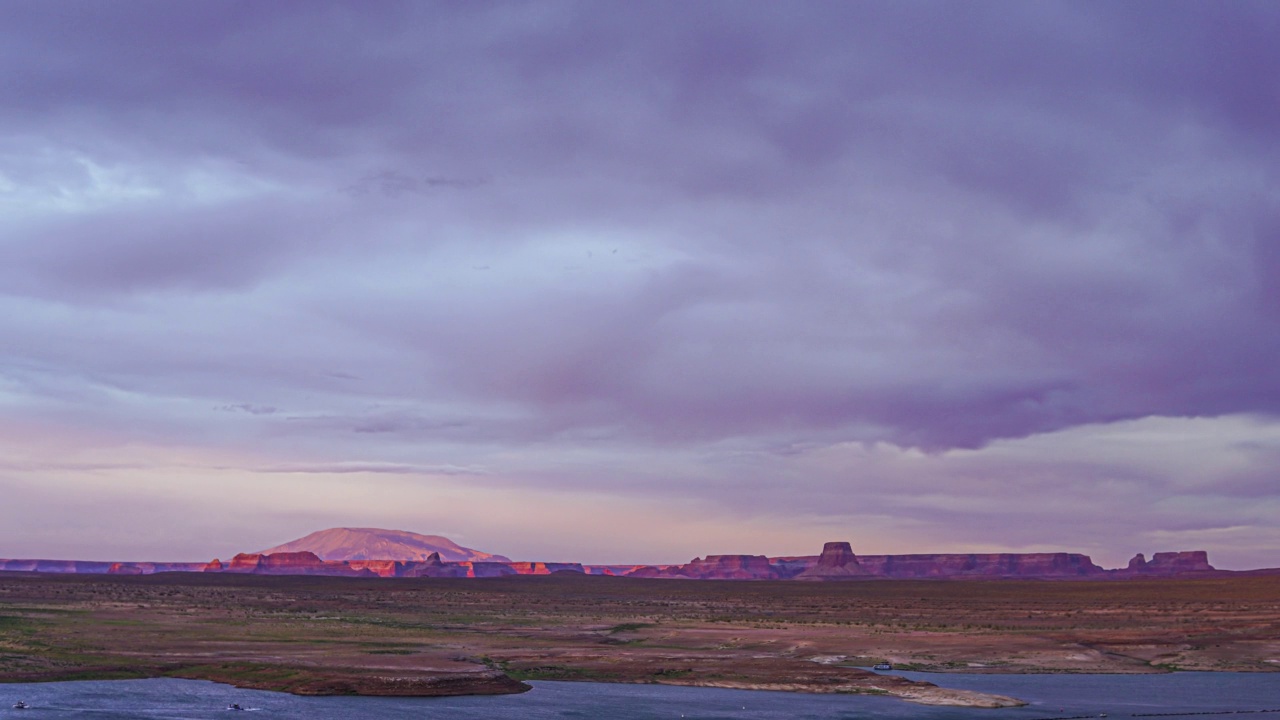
top-left (505, 665), bottom-right (616, 681)
top-left (35, 668), bottom-right (154, 682)
top-left (0, 606), bottom-right (80, 616)
top-left (607, 622), bottom-right (655, 634)
top-left (0, 615), bottom-right (40, 630)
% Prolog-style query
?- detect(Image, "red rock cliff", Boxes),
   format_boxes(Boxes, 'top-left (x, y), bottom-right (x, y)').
top-left (207, 552), bottom-right (371, 577)
top-left (628, 555), bottom-right (779, 580)
top-left (347, 560), bottom-right (405, 577)
top-left (508, 562), bottom-right (585, 575)
top-left (853, 552), bottom-right (1104, 578)
top-left (1122, 551), bottom-right (1214, 575)
top-left (795, 541), bottom-right (868, 580)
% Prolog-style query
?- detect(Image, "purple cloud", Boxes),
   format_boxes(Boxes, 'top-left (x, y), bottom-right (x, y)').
top-left (1, 1), bottom-right (1278, 564)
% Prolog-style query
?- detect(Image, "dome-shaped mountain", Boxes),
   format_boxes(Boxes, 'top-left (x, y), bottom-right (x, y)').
top-left (258, 527), bottom-right (510, 563)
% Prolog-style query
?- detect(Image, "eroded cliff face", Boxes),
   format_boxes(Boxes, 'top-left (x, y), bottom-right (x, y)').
top-left (582, 565), bottom-right (647, 576)
top-left (107, 562), bottom-right (207, 575)
top-left (795, 542), bottom-right (868, 580)
top-left (457, 561), bottom-right (519, 578)
top-left (205, 552), bottom-right (372, 577)
top-left (508, 562), bottom-right (585, 575)
top-left (854, 552), bottom-right (1106, 578)
top-left (630, 555), bottom-right (780, 580)
top-left (346, 560), bottom-right (404, 577)
top-left (768, 557), bottom-right (816, 578)
top-left (401, 553), bottom-right (468, 578)
top-left (1122, 551), bottom-right (1213, 574)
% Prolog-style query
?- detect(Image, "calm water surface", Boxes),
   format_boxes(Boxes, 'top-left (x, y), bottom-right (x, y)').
top-left (1, 672), bottom-right (1276, 719)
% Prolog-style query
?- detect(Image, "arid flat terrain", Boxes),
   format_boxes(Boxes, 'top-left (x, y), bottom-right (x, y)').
top-left (1, 572), bottom-right (1276, 706)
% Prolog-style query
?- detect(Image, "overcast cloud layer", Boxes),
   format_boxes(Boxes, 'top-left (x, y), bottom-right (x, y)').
top-left (1, 1), bottom-right (1278, 568)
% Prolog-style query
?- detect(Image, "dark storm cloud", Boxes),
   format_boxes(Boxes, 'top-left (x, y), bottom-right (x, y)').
top-left (1, 0), bottom-right (1279, 560)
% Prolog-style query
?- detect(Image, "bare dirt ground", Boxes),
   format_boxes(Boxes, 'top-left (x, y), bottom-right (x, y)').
top-left (1, 572), bottom-right (1276, 705)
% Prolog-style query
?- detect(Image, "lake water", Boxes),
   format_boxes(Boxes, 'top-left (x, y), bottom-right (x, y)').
top-left (1, 672), bottom-right (1276, 719)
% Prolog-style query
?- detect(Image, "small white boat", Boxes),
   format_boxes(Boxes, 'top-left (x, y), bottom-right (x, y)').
top-left (12, 701), bottom-right (29, 710)
top-left (228, 703), bottom-right (245, 711)
top-left (873, 662), bottom-right (892, 671)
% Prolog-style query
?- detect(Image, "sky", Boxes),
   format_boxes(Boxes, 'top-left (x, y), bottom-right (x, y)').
top-left (1, 1), bottom-right (1278, 569)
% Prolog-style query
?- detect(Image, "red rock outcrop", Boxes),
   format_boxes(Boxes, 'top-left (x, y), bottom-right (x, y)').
top-left (628, 555), bottom-right (779, 580)
top-left (582, 565), bottom-right (647, 576)
top-left (768, 556), bottom-right (818, 578)
top-left (205, 552), bottom-right (372, 577)
top-left (107, 562), bottom-right (208, 575)
top-left (795, 542), bottom-right (869, 580)
top-left (457, 561), bottom-right (519, 578)
top-left (1122, 551), bottom-right (1214, 575)
top-left (508, 562), bottom-right (585, 575)
top-left (1149, 550), bottom-right (1213, 572)
top-left (347, 560), bottom-right (405, 577)
top-left (400, 552), bottom-right (468, 578)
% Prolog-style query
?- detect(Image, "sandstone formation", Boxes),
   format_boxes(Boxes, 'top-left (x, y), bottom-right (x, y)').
top-left (508, 561), bottom-right (585, 575)
top-left (1124, 550), bottom-right (1213, 574)
top-left (853, 552), bottom-right (1105, 578)
top-left (581, 564), bottom-right (647, 576)
top-left (629, 555), bottom-right (780, 580)
top-left (402, 552), bottom-right (468, 578)
top-left (107, 562), bottom-right (207, 575)
top-left (205, 552), bottom-right (372, 577)
top-left (457, 561), bottom-right (519, 578)
top-left (795, 542), bottom-right (868, 580)
top-left (767, 556), bottom-right (815, 578)
top-left (346, 560), bottom-right (404, 577)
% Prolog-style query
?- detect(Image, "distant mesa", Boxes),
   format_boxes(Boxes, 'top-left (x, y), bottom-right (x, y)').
top-left (258, 527), bottom-right (512, 563)
top-left (854, 551), bottom-right (1106, 579)
top-left (620, 544), bottom-right (1227, 581)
